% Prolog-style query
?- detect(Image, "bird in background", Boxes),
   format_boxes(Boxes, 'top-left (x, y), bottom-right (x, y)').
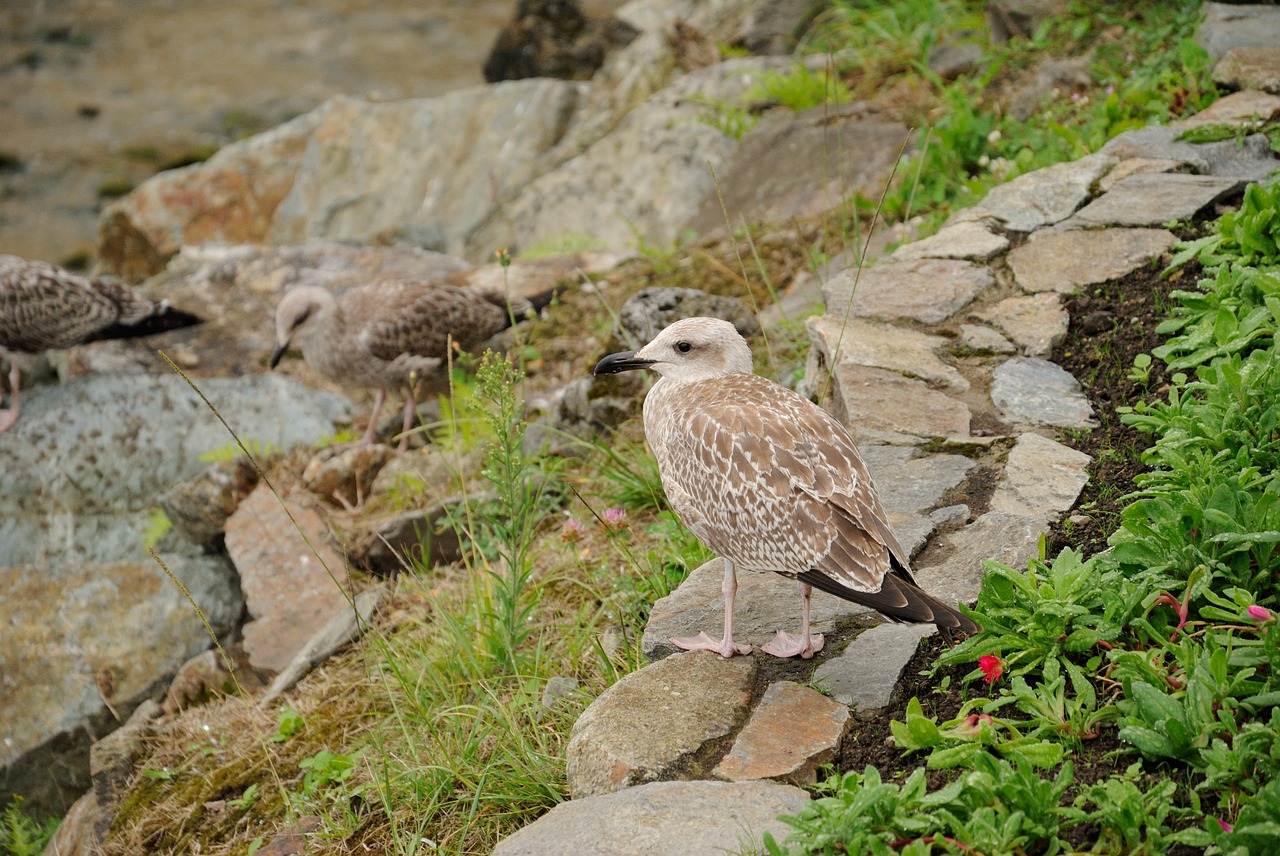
top-left (594, 316), bottom-right (979, 659)
top-left (0, 253), bottom-right (203, 436)
top-left (271, 279), bottom-right (557, 451)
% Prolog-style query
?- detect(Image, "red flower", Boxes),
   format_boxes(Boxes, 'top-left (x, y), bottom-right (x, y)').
top-left (978, 655), bottom-right (1004, 684)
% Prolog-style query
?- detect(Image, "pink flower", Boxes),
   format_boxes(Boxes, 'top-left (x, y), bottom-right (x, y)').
top-left (600, 507), bottom-right (627, 531)
top-left (978, 655), bottom-right (1004, 685)
top-left (1216, 817), bottom-right (1233, 834)
top-left (561, 517), bottom-right (586, 544)
top-left (1248, 605), bottom-right (1273, 622)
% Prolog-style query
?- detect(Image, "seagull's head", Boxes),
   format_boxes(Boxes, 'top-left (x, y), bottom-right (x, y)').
top-left (270, 286), bottom-right (335, 369)
top-left (594, 316), bottom-right (753, 383)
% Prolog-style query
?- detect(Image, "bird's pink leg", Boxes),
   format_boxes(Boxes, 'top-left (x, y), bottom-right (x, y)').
top-left (671, 558), bottom-right (753, 657)
top-left (0, 362), bottom-right (20, 435)
top-left (396, 394), bottom-right (416, 453)
top-left (358, 389), bottom-right (388, 447)
top-left (762, 582), bottom-right (825, 659)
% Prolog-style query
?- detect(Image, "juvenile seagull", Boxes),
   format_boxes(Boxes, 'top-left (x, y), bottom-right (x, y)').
top-left (271, 280), bottom-right (555, 451)
top-left (594, 316), bottom-right (978, 659)
top-left (0, 254), bottom-right (202, 435)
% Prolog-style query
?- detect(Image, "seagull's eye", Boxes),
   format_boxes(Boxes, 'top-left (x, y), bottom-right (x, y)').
top-left (676, 341), bottom-right (692, 353)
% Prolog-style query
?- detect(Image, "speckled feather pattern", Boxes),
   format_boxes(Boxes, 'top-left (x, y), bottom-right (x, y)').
top-left (645, 372), bottom-right (907, 593)
top-left (279, 280), bottom-right (522, 392)
top-left (0, 254), bottom-right (172, 352)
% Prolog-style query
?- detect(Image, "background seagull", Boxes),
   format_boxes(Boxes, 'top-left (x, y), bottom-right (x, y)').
top-left (271, 279), bottom-right (556, 451)
top-left (594, 316), bottom-right (978, 659)
top-left (0, 254), bottom-right (202, 435)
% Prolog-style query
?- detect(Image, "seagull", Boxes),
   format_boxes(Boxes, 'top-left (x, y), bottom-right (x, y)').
top-left (271, 280), bottom-right (556, 451)
top-left (594, 316), bottom-right (979, 659)
top-left (0, 254), bottom-right (202, 435)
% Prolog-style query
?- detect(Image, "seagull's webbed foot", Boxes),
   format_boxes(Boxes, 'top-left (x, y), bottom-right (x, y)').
top-left (760, 630), bottom-right (824, 659)
top-left (670, 632), bottom-right (753, 658)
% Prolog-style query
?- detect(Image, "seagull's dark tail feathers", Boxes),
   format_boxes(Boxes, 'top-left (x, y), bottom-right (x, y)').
top-left (797, 569), bottom-right (980, 635)
top-left (496, 286), bottom-right (562, 331)
top-left (87, 305), bottom-right (204, 343)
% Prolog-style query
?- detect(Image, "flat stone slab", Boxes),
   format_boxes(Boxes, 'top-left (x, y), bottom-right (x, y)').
top-left (1174, 90), bottom-right (1280, 130)
top-left (1099, 126), bottom-right (1276, 181)
top-left (1215, 46), bottom-right (1280, 94)
top-left (493, 780), bottom-right (810, 856)
top-left (860, 445), bottom-right (976, 517)
top-left (823, 258), bottom-right (992, 323)
top-left (989, 433), bottom-right (1091, 524)
top-left (890, 221), bottom-right (1010, 262)
top-left (224, 484), bottom-right (352, 674)
top-left (949, 152), bottom-right (1115, 232)
top-left (958, 323), bottom-right (1016, 354)
top-left (915, 510), bottom-right (1047, 607)
top-left (807, 315), bottom-right (969, 393)
top-left (829, 364), bottom-right (971, 439)
top-left (1067, 173), bottom-right (1244, 228)
top-left (1098, 158), bottom-right (1189, 193)
top-left (643, 559), bottom-right (869, 661)
top-left (974, 292), bottom-right (1068, 358)
top-left (813, 623), bottom-right (936, 717)
top-left (566, 651), bottom-right (755, 798)
top-left (1198, 2), bottom-right (1280, 61)
top-left (1008, 228), bottom-right (1177, 294)
top-left (990, 356), bottom-right (1096, 429)
top-left (714, 681), bottom-right (850, 786)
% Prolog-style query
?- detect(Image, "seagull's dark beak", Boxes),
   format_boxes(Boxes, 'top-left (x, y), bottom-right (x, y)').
top-left (269, 341), bottom-right (289, 369)
top-left (594, 350), bottom-right (655, 375)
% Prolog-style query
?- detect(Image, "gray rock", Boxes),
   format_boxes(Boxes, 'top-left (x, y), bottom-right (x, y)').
top-left (928, 39), bottom-right (986, 80)
top-left (224, 484), bottom-right (351, 674)
top-left (988, 0), bottom-right (1069, 43)
top-left (713, 681), bottom-right (850, 785)
top-left (616, 288), bottom-right (758, 348)
top-left (158, 457), bottom-right (261, 551)
top-left (813, 624), bottom-right (936, 716)
top-left (1174, 90), bottom-right (1280, 130)
top-left (541, 676), bottom-right (581, 712)
top-left (742, 0), bottom-right (829, 55)
top-left (1197, 2), bottom-right (1280, 61)
top-left (1008, 227), bottom-right (1177, 294)
top-left (915, 510), bottom-right (1048, 606)
top-left (824, 258), bottom-right (993, 324)
top-left (642, 559), bottom-right (870, 661)
top-left (684, 107), bottom-right (910, 236)
top-left (806, 315), bottom-right (970, 393)
top-left (1100, 125), bottom-right (1278, 181)
top-left (890, 221), bottom-right (1010, 262)
top-left (0, 555), bottom-right (241, 817)
top-left (348, 504), bottom-right (466, 575)
top-left (860, 445), bottom-right (976, 517)
top-left (1097, 158), bottom-right (1191, 193)
top-left (990, 357), bottom-right (1096, 429)
top-left (493, 780), bottom-right (810, 856)
top-left (566, 650), bottom-right (755, 797)
top-left (949, 152), bottom-right (1116, 232)
top-left (989, 433), bottom-right (1091, 524)
top-left (469, 56), bottom-right (797, 257)
top-left (957, 324), bottom-right (1016, 355)
top-left (262, 584), bottom-right (388, 702)
top-left (1214, 46), bottom-right (1280, 94)
top-left (974, 292), bottom-right (1068, 358)
top-left (102, 82), bottom-right (583, 270)
top-left (1065, 173), bottom-right (1245, 228)
top-left (1007, 57), bottom-right (1093, 122)
top-left (828, 364), bottom-right (971, 440)
top-left (300, 444), bottom-right (395, 507)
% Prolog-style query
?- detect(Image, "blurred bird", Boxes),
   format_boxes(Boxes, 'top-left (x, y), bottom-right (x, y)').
top-left (271, 279), bottom-right (556, 451)
top-left (0, 254), bottom-right (202, 435)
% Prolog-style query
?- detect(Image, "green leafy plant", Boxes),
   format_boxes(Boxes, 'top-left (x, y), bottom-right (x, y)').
top-left (890, 696), bottom-right (1065, 769)
top-left (0, 797), bottom-right (57, 856)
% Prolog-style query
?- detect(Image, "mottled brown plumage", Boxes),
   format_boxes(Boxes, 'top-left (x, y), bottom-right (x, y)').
top-left (0, 253), bottom-right (202, 434)
top-left (271, 280), bottom-right (553, 450)
top-left (594, 316), bottom-right (978, 659)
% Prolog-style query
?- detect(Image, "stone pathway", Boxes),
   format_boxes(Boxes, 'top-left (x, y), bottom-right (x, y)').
top-left (494, 87), bottom-right (1280, 854)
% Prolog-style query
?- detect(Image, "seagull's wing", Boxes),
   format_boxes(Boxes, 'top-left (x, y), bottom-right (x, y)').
top-left (358, 282), bottom-right (509, 362)
top-left (0, 259), bottom-right (126, 351)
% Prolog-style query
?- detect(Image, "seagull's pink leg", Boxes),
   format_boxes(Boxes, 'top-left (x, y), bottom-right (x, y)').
top-left (358, 389), bottom-right (388, 447)
top-left (0, 362), bottom-right (20, 435)
top-left (672, 558), bottom-right (753, 657)
top-left (761, 582), bottom-right (825, 659)
top-left (396, 393), bottom-right (416, 454)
